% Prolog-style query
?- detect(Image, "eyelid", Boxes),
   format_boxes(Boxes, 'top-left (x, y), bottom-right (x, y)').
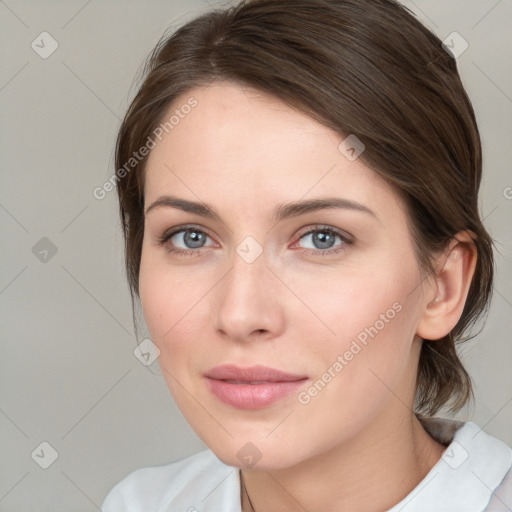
top-left (158, 224), bottom-right (217, 246)
top-left (294, 224), bottom-right (354, 244)
top-left (160, 223), bottom-right (211, 239)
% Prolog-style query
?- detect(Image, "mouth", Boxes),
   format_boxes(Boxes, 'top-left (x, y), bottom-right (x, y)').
top-left (204, 364), bottom-right (308, 409)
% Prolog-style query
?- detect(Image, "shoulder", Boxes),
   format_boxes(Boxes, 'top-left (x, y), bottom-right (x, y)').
top-left (101, 449), bottom-right (240, 512)
top-left (486, 465), bottom-right (512, 511)
top-left (390, 419), bottom-right (512, 512)
top-left (440, 421), bottom-right (512, 512)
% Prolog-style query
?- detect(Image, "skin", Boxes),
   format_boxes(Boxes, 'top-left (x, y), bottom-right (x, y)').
top-left (139, 82), bottom-right (477, 511)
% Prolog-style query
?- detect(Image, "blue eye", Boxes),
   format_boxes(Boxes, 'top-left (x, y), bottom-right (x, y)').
top-left (158, 226), bottom-right (214, 255)
top-left (295, 226), bottom-right (351, 256)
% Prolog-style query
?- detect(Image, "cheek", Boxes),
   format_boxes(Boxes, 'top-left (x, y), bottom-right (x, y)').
top-left (138, 253), bottom-right (211, 370)
top-left (285, 276), bottom-right (420, 456)
top-left (139, 246), bottom-right (189, 334)
top-left (295, 258), bottom-right (421, 397)
top-left (288, 257), bottom-right (417, 348)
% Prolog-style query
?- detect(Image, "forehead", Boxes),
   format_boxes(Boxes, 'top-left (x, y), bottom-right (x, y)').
top-left (144, 82), bottom-right (403, 219)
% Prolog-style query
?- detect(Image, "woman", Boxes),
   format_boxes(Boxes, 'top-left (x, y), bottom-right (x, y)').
top-left (102, 0), bottom-right (512, 510)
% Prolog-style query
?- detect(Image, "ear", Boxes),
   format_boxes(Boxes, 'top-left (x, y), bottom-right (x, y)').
top-left (416, 231), bottom-right (478, 341)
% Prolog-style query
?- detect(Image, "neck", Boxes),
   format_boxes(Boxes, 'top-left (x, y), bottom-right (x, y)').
top-left (241, 410), bottom-right (446, 512)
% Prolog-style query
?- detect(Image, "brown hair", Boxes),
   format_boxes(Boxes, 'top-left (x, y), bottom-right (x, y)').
top-left (115, 0), bottom-right (494, 416)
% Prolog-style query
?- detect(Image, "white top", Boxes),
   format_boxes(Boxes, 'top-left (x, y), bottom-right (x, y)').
top-left (101, 418), bottom-right (512, 511)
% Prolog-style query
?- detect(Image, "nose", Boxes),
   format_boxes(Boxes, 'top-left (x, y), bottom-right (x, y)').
top-left (212, 248), bottom-right (286, 344)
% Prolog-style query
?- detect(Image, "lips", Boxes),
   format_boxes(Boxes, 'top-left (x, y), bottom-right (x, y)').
top-left (204, 364), bottom-right (308, 409)
top-left (205, 364), bottom-right (307, 382)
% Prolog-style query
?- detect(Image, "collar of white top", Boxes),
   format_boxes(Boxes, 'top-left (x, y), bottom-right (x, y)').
top-left (384, 417), bottom-right (512, 511)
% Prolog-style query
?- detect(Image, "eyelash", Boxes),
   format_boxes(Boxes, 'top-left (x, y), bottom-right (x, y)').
top-left (157, 224), bottom-right (353, 257)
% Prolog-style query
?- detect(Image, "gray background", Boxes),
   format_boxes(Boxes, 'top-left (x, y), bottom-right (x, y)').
top-left (0, 0), bottom-right (511, 510)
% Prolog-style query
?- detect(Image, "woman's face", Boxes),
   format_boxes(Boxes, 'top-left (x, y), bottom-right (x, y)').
top-left (140, 82), bottom-right (430, 469)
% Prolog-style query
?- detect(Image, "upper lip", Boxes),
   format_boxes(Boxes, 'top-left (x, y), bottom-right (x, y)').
top-left (205, 364), bottom-right (307, 382)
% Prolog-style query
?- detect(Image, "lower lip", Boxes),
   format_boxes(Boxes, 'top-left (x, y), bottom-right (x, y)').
top-left (205, 378), bottom-right (307, 409)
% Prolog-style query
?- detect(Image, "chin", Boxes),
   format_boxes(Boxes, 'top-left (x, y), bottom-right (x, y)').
top-left (201, 432), bottom-right (310, 471)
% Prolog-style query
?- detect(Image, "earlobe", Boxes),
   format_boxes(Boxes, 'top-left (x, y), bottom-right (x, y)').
top-left (417, 231), bottom-right (478, 341)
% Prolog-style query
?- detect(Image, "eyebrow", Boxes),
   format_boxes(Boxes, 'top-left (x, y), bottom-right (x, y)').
top-left (144, 195), bottom-right (377, 223)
